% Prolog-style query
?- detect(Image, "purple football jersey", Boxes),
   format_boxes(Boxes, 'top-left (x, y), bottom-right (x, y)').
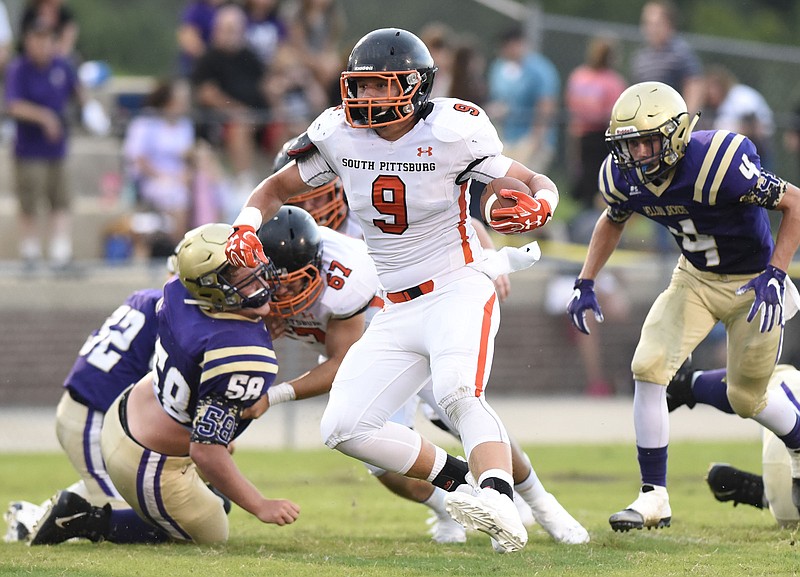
top-left (64, 289), bottom-right (162, 412)
top-left (599, 130), bottom-right (773, 274)
top-left (153, 277), bottom-right (278, 440)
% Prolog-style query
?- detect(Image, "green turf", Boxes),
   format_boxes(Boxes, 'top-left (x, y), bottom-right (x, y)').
top-left (1, 441), bottom-right (797, 577)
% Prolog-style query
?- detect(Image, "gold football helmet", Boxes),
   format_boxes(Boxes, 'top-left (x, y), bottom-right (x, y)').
top-left (176, 223), bottom-right (277, 311)
top-left (605, 81), bottom-right (700, 183)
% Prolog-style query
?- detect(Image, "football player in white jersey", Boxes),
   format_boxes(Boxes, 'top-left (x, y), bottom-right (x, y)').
top-left (226, 28), bottom-right (558, 553)
top-left (245, 206), bottom-right (589, 546)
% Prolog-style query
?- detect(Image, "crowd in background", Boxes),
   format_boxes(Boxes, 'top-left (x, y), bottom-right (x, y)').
top-left (0, 0), bottom-right (794, 270)
top-left (0, 0), bottom-right (794, 395)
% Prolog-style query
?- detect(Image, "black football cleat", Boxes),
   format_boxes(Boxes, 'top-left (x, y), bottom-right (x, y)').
top-left (29, 491), bottom-right (110, 546)
top-left (666, 356), bottom-right (697, 412)
top-left (705, 463), bottom-right (767, 509)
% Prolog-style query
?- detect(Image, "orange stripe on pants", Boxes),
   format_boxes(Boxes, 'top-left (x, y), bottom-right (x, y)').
top-left (474, 292), bottom-right (497, 397)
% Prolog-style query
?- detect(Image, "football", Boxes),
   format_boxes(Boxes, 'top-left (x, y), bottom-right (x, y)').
top-left (479, 176), bottom-right (532, 223)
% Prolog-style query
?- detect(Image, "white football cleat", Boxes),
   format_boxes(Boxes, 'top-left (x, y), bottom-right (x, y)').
top-left (426, 510), bottom-right (467, 544)
top-left (529, 492), bottom-right (589, 544)
top-left (445, 487), bottom-right (528, 553)
top-left (609, 484), bottom-right (671, 532)
top-left (4, 501), bottom-right (45, 543)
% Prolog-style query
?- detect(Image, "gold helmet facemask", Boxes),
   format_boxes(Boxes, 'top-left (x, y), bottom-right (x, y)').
top-left (605, 81), bottom-right (700, 184)
top-left (176, 223), bottom-right (278, 311)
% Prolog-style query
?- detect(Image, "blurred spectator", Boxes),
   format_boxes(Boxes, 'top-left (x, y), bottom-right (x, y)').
top-left (632, 0), bottom-right (704, 114)
top-left (175, 0), bottom-right (224, 77)
top-left (545, 271), bottom-right (631, 396)
top-left (421, 23), bottom-right (487, 105)
top-left (122, 78), bottom-right (195, 258)
top-left (5, 21), bottom-right (104, 271)
top-left (243, 0), bottom-right (287, 67)
top-left (189, 138), bottom-right (227, 227)
top-left (557, 36), bottom-right (632, 397)
top-left (449, 37), bottom-right (488, 106)
top-left (486, 24), bottom-right (560, 174)
top-left (0, 1), bottom-right (12, 74)
top-left (564, 35), bottom-right (627, 218)
top-left (0, 0), bottom-right (13, 141)
top-left (704, 64), bottom-right (774, 168)
top-left (264, 44), bottom-right (327, 159)
top-left (190, 3), bottom-right (271, 209)
top-left (631, 0), bottom-right (703, 256)
top-left (283, 0), bottom-right (345, 102)
top-left (19, 0), bottom-right (78, 61)
top-left (420, 23), bottom-right (455, 99)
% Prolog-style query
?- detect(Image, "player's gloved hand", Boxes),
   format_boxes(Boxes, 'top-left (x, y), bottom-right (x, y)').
top-left (225, 225), bottom-right (267, 268)
top-left (567, 278), bottom-right (604, 335)
top-left (736, 264), bottom-right (786, 332)
top-left (489, 190), bottom-right (552, 234)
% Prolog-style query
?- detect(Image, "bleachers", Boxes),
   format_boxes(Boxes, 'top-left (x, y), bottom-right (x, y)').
top-left (0, 133), bottom-right (130, 260)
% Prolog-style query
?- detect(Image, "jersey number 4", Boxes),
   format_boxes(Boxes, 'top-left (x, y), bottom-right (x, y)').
top-left (667, 218), bottom-right (720, 267)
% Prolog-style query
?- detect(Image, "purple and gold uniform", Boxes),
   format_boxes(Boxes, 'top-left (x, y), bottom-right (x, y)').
top-left (101, 276), bottom-right (279, 543)
top-left (152, 276), bottom-right (278, 443)
top-left (600, 130), bottom-right (780, 274)
top-left (599, 129), bottom-right (787, 414)
top-left (56, 289), bottom-right (161, 506)
top-left (571, 80), bottom-right (800, 533)
top-left (65, 289), bottom-right (161, 412)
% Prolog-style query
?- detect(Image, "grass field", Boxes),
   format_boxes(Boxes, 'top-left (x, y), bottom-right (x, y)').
top-left (1, 441), bottom-right (797, 577)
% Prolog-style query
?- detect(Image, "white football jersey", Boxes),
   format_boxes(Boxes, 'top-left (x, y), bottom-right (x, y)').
top-left (297, 98), bottom-right (514, 291)
top-left (338, 210), bottom-right (364, 240)
top-left (282, 226), bottom-right (378, 354)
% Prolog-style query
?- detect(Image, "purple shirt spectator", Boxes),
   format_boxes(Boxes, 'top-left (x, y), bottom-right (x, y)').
top-left (4, 54), bottom-right (78, 159)
top-left (178, 0), bottom-right (220, 76)
top-left (245, 11), bottom-right (287, 65)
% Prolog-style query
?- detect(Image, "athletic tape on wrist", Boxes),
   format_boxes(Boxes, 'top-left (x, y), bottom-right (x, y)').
top-left (233, 206), bottom-right (263, 230)
top-left (267, 382), bottom-right (296, 406)
top-left (533, 189), bottom-right (558, 213)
